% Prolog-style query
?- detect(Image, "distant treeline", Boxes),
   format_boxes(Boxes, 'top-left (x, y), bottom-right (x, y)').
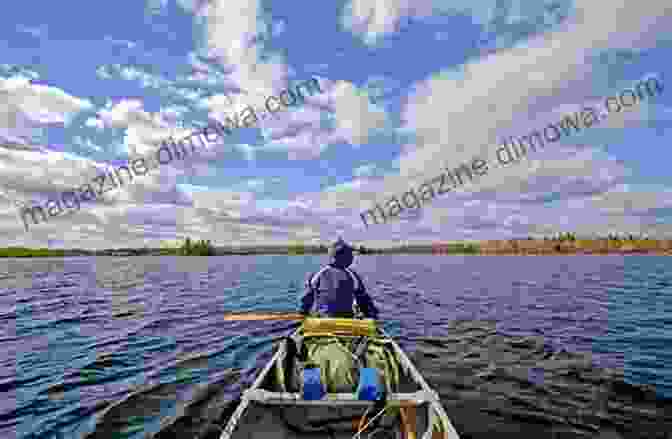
top-left (0, 247), bottom-right (71, 257)
top-left (478, 233), bottom-right (672, 254)
top-left (2, 233), bottom-right (671, 257)
top-left (173, 237), bottom-right (216, 256)
top-left (358, 243), bottom-right (480, 254)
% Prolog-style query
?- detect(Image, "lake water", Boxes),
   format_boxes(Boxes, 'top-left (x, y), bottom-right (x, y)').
top-left (2, 255), bottom-right (671, 438)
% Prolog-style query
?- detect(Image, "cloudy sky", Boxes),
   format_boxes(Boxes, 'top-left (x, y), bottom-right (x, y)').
top-left (1, 0), bottom-right (671, 249)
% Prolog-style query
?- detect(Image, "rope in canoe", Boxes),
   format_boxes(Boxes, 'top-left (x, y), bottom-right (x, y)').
top-left (354, 405), bottom-right (387, 439)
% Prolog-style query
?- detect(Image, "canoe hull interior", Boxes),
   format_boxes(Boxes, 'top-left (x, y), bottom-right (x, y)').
top-left (220, 320), bottom-right (460, 439)
top-left (226, 400), bottom-right (432, 439)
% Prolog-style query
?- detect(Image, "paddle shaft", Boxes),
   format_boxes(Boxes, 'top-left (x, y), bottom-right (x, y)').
top-left (223, 312), bottom-right (305, 321)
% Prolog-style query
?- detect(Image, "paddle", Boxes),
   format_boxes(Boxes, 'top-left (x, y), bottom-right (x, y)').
top-left (222, 312), bottom-right (306, 321)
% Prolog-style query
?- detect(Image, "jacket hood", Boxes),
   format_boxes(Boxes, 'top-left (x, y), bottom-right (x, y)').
top-left (329, 238), bottom-right (354, 268)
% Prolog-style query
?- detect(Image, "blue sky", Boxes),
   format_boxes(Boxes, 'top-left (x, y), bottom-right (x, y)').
top-left (0, 0), bottom-right (671, 249)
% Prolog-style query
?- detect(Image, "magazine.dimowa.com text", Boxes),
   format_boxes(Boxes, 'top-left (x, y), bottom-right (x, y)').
top-left (18, 78), bottom-right (323, 231)
top-left (360, 75), bottom-right (664, 228)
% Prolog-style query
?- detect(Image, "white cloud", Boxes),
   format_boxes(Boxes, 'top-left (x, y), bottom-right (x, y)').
top-left (0, 64), bottom-right (40, 80)
top-left (197, 93), bottom-right (235, 114)
top-left (589, 188), bottom-right (672, 214)
top-left (329, 81), bottom-right (388, 146)
top-left (84, 117), bottom-right (105, 130)
top-left (0, 76), bottom-right (93, 147)
top-left (371, 0), bottom-right (672, 203)
top-left (4, 0), bottom-right (671, 248)
top-left (236, 143), bottom-right (256, 161)
top-left (196, 1), bottom-right (393, 159)
top-left (95, 99), bottom-right (181, 157)
top-left (96, 64), bottom-right (206, 107)
top-left (72, 135), bottom-right (104, 152)
top-left (95, 65), bottom-right (114, 80)
top-left (341, 0), bottom-right (438, 45)
top-left (98, 64), bottom-right (172, 89)
top-left (251, 78), bottom-right (392, 159)
top-left (0, 76), bottom-right (93, 128)
top-left (97, 100), bottom-right (151, 129)
top-left (354, 164), bottom-right (377, 177)
top-left (200, 0), bottom-right (266, 67)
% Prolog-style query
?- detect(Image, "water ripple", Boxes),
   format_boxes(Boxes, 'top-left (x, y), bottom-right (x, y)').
top-left (1, 255), bottom-right (670, 438)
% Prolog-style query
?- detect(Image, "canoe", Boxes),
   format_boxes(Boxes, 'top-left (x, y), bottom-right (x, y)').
top-left (220, 318), bottom-right (460, 439)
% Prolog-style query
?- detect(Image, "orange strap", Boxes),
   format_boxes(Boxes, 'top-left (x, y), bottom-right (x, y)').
top-left (400, 406), bottom-right (417, 439)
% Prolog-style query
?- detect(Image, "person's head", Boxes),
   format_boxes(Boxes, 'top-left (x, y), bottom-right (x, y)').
top-left (329, 237), bottom-right (354, 268)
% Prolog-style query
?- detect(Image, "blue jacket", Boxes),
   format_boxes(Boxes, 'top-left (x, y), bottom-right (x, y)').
top-left (299, 264), bottom-right (379, 319)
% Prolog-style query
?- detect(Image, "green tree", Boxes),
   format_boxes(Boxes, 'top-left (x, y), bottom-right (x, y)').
top-left (178, 237), bottom-right (215, 255)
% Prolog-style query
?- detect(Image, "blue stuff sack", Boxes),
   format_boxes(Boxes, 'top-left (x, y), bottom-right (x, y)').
top-left (302, 367), bottom-right (325, 400)
top-left (357, 367), bottom-right (382, 401)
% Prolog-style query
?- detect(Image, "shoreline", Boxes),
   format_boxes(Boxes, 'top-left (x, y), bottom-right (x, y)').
top-left (3, 235), bottom-right (672, 257)
top-left (2, 238), bottom-right (672, 257)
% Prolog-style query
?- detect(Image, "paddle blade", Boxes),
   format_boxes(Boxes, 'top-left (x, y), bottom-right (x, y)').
top-left (223, 312), bottom-right (305, 321)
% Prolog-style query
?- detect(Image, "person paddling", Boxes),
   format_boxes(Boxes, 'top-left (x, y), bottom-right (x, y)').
top-left (299, 238), bottom-right (379, 319)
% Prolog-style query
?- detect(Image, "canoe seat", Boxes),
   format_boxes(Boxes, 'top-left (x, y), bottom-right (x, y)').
top-left (302, 318), bottom-right (377, 338)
